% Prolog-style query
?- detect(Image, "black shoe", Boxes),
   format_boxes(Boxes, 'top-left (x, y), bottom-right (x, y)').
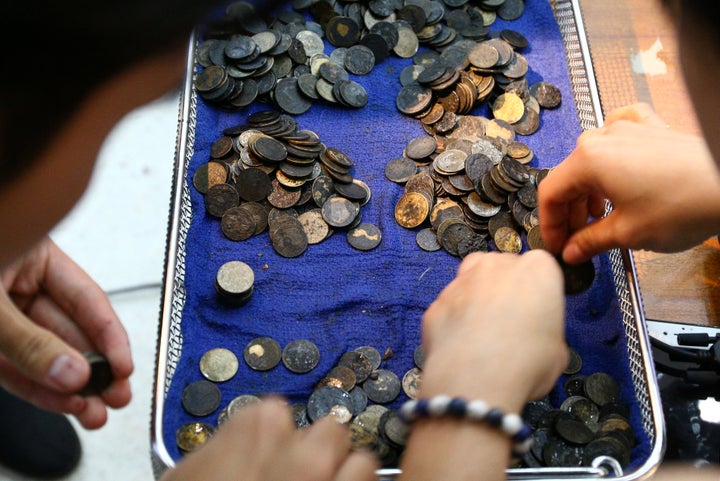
top-left (0, 387), bottom-right (81, 478)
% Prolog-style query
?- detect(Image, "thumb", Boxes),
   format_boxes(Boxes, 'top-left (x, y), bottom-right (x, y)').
top-left (0, 289), bottom-right (89, 392)
top-left (562, 216), bottom-right (621, 264)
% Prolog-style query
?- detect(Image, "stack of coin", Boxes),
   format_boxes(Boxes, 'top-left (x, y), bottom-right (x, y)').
top-left (195, 110), bottom-right (381, 256)
top-left (215, 260), bottom-right (255, 305)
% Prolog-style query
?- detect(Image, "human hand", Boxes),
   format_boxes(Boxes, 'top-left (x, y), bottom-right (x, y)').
top-left (161, 400), bottom-right (379, 481)
top-left (539, 103), bottom-right (720, 264)
top-left (0, 237), bottom-right (133, 429)
top-left (399, 250), bottom-right (568, 481)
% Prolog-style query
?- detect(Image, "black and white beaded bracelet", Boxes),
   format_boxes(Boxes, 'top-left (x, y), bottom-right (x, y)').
top-left (398, 395), bottom-right (533, 454)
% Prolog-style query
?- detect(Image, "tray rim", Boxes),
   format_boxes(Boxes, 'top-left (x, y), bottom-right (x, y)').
top-left (150, 1), bottom-right (666, 477)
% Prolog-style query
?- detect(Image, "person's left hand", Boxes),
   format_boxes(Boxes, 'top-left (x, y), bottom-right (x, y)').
top-left (0, 237), bottom-right (133, 429)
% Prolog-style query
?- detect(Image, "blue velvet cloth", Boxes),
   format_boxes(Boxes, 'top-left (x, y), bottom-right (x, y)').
top-left (161, 0), bottom-right (652, 471)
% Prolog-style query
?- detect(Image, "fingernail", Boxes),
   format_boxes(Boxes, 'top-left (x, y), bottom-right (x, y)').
top-left (48, 354), bottom-right (87, 391)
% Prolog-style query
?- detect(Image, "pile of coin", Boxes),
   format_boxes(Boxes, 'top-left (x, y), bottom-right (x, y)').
top-left (395, 33), bottom-right (561, 138)
top-left (518, 364), bottom-right (636, 469)
top-left (389, 127), bottom-right (546, 257)
top-left (194, 0), bottom-right (531, 114)
top-left (195, 110), bottom-right (381, 256)
top-left (195, 3), bottom-right (371, 113)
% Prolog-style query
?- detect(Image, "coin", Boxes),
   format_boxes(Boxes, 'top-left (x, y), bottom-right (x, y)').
top-left (226, 394), bottom-right (261, 419)
top-left (243, 337), bottom-right (282, 371)
top-left (561, 396), bottom-right (600, 424)
top-left (385, 157), bottom-right (418, 183)
top-left (493, 226), bottom-right (522, 253)
top-left (292, 403), bottom-right (311, 428)
top-left (282, 339), bottom-right (320, 373)
top-left (415, 228), bottom-right (441, 251)
top-left (395, 192), bottom-right (430, 228)
top-left (556, 257), bottom-right (596, 295)
top-left (199, 348), bottom-right (239, 382)
top-left (205, 183), bottom-right (239, 217)
top-left (564, 347), bottom-right (583, 375)
top-left (530, 81), bottom-right (562, 108)
top-left (215, 261), bottom-right (254, 297)
top-left (221, 205), bottom-right (258, 241)
top-left (543, 437), bottom-right (584, 467)
top-left (80, 352), bottom-right (113, 396)
top-left (354, 346), bottom-right (382, 371)
top-left (349, 386), bottom-right (369, 415)
top-left (181, 380), bottom-right (222, 417)
top-left (564, 374), bottom-right (587, 398)
top-left (176, 422), bottom-right (214, 453)
top-left (583, 436), bottom-right (630, 468)
top-left (363, 369), bottom-right (401, 404)
top-left (380, 410), bottom-right (409, 447)
top-left (307, 386), bottom-right (354, 422)
top-left (298, 209), bottom-right (330, 244)
top-left (584, 372), bottom-right (621, 406)
top-left (326, 366), bottom-right (357, 391)
top-left (347, 223), bottom-right (382, 251)
top-left (338, 351), bottom-right (374, 383)
top-left (401, 367), bottom-right (422, 399)
top-left (492, 93), bottom-right (525, 124)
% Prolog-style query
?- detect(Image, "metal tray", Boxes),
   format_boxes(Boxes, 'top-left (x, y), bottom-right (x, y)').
top-left (151, 0), bottom-right (665, 478)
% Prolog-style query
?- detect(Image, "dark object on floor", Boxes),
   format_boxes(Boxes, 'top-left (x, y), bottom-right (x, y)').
top-left (0, 387), bottom-right (81, 478)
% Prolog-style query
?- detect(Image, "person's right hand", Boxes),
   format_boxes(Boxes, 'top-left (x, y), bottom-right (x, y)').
top-left (539, 103), bottom-right (720, 264)
top-left (161, 399), bottom-right (379, 481)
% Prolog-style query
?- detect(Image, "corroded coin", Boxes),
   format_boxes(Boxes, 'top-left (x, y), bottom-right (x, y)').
top-left (282, 339), bottom-right (320, 373)
top-left (182, 380), bottom-right (222, 417)
top-left (307, 386), bottom-right (354, 422)
top-left (526, 225), bottom-right (546, 251)
top-left (363, 369), bottom-right (401, 404)
top-left (395, 192), bottom-right (430, 228)
top-left (354, 346), bottom-right (382, 371)
top-left (543, 437), bottom-right (584, 467)
top-left (205, 183), bottom-right (239, 217)
top-left (557, 257), bottom-right (596, 295)
top-left (415, 228), bottom-right (441, 252)
top-left (564, 374), bottom-right (587, 398)
top-left (80, 352), bottom-right (113, 396)
top-left (560, 396), bottom-right (600, 424)
top-left (292, 403), bottom-right (311, 428)
top-left (298, 209), bottom-right (330, 244)
top-left (583, 436), bottom-right (631, 468)
top-left (555, 411), bottom-right (595, 445)
top-left (236, 167), bottom-right (273, 202)
top-left (493, 226), bottom-right (522, 253)
top-left (221, 205), bottom-right (257, 241)
top-left (402, 367), bottom-right (422, 399)
top-left (413, 345), bottom-right (425, 369)
top-left (347, 223), bottom-right (382, 251)
top-left (322, 195), bottom-right (360, 228)
top-left (176, 422), bottom-right (215, 453)
top-left (381, 410), bottom-right (409, 447)
top-left (326, 366), bottom-right (358, 391)
top-left (269, 214), bottom-right (309, 258)
top-left (199, 347), bottom-right (239, 382)
top-left (585, 372), bottom-right (621, 406)
top-left (243, 336), bottom-right (282, 371)
top-left (385, 157), bottom-right (418, 183)
top-left (405, 136), bottom-right (437, 160)
top-left (344, 387), bottom-right (365, 418)
top-left (215, 261), bottom-right (254, 297)
top-left (492, 93), bottom-right (525, 124)
top-left (564, 347), bottom-right (583, 375)
top-left (530, 81), bottom-right (562, 108)
top-left (338, 351), bottom-right (374, 384)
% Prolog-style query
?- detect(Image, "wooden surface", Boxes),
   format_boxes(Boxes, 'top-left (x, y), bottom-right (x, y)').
top-left (578, 0), bottom-right (720, 326)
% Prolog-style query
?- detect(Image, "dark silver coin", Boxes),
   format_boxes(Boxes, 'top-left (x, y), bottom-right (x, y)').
top-left (363, 369), bottom-right (401, 404)
top-left (354, 346), bottom-right (382, 371)
top-left (349, 386), bottom-right (369, 415)
top-left (584, 372), bottom-right (621, 406)
top-left (307, 386), bottom-right (354, 422)
top-left (416, 228), bottom-right (441, 252)
top-left (413, 344), bottom-right (425, 369)
top-left (243, 337), bottom-right (282, 371)
top-left (282, 339), bottom-right (320, 373)
top-left (275, 77), bottom-right (312, 115)
top-left (554, 412), bottom-right (594, 445)
top-left (564, 347), bottom-right (583, 375)
top-left (338, 351), bottom-right (374, 383)
top-left (182, 380), bottom-right (222, 417)
top-left (345, 44), bottom-right (376, 75)
top-left (347, 223), bottom-right (382, 251)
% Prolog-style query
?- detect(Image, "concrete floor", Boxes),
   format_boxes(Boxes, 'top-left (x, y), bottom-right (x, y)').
top-left (0, 92), bottom-right (181, 481)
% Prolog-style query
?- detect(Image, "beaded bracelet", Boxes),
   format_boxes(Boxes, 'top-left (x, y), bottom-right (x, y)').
top-left (398, 395), bottom-right (533, 454)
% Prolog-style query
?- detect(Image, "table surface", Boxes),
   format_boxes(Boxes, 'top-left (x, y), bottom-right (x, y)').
top-left (579, 0), bottom-right (720, 328)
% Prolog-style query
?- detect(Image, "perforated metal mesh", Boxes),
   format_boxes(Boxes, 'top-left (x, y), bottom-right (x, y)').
top-left (552, 0), bottom-right (657, 445)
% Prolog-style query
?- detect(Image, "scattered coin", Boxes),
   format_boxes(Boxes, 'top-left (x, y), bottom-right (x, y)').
top-left (362, 369), bottom-right (401, 404)
top-left (354, 346), bottom-right (382, 371)
top-left (182, 380), bottom-right (222, 417)
top-left (401, 367), bottom-right (422, 399)
top-left (176, 422), bottom-right (215, 453)
top-left (243, 336), bottom-right (283, 371)
top-left (347, 223), bottom-right (382, 251)
top-left (307, 386), bottom-right (354, 422)
top-left (199, 348), bottom-right (239, 382)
